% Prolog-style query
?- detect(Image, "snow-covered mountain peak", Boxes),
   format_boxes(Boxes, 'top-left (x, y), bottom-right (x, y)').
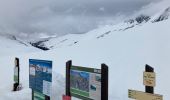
top-left (125, 14), bottom-right (150, 25)
top-left (153, 6), bottom-right (170, 22)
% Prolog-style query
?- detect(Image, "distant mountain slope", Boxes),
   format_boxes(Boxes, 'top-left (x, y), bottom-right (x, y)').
top-left (0, 35), bottom-right (40, 56)
top-left (153, 7), bottom-right (170, 22)
top-left (33, 7), bottom-right (170, 50)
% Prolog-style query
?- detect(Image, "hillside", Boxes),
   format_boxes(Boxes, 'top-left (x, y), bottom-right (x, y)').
top-left (0, 6), bottom-right (170, 100)
top-left (0, 35), bottom-right (41, 56)
top-left (32, 6), bottom-right (170, 50)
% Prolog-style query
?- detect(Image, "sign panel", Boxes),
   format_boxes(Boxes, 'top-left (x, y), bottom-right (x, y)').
top-left (34, 91), bottom-right (45, 100)
top-left (29, 59), bottom-right (52, 97)
top-left (70, 66), bottom-right (101, 100)
top-left (14, 58), bottom-right (19, 83)
top-left (143, 72), bottom-right (156, 87)
top-left (14, 67), bottom-right (19, 83)
top-left (128, 89), bottom-right (163, 100)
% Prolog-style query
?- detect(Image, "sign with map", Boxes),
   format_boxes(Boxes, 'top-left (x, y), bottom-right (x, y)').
top-left (70, 66), bottom-right (101, 100)
top-left (29, 59), bottom-right (52, 97)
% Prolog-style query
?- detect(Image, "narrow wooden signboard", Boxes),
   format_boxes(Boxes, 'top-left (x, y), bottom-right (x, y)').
top-left (13, 58), bottom-right (20, 91)
top-left (128, 89), bottom-right (163, 100)
top-left (143, 72), bottom-right (156, 87)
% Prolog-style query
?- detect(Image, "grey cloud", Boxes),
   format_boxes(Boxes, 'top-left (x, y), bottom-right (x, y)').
top-left (0, 0), bottom-right (155, 39)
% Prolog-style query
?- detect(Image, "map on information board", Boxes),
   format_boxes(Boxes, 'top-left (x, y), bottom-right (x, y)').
top-left (70, 66), bottom-right (101, 100)
top-left (29, 59), bottom-right (52, 96)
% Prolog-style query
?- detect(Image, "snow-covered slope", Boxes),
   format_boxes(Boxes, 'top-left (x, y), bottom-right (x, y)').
top-left (0, 35), bottom-right (40, 56)
top-left (153, 7), bottom-right (170, 22)
top-left (0, 6), bottom-right (170, 100)
top-left (36, 7), bottom-right (170, 50)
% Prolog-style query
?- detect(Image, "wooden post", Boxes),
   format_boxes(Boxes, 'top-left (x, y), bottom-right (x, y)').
top-left (32, 90), bottom-right (34, 100)
top-left (101, 64), bottom-right (109, 100)
top-left (145, 64), bottom-right (154, 94)
top-left (13, 57), bottom-right (20, 91)
top-left (66, 60), bottom-right (72, 96)
top-left (45, 95), bottom-right (50, 100)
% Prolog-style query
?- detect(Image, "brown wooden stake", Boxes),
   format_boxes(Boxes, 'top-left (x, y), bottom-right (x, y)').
top-left (145, 64), bottom-right (154, 94)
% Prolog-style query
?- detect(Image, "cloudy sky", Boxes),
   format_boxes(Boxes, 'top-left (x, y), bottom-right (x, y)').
top-left (0, 0), bottom-right (163, 39)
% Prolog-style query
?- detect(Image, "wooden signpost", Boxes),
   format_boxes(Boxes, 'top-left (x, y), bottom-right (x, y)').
top-left (13, 57), bottom-right (20, 91)
top-left (128, 64), bottom-right (163, 100)
top-left (145, 65), bottom-right (154, 94)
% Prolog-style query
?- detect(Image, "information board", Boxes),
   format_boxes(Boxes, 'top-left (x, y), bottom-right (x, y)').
top-left (29, 59), bottom-right (52, 97)
top-left (70, 66), bottom-right (101, 100)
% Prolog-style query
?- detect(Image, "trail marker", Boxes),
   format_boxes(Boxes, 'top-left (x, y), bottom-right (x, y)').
top-left (143, 72), bottom-right (156, 87)
top-left (128, 64), bottom-right (163, 100)
top-left (13, 57), bottom-right (20, 91)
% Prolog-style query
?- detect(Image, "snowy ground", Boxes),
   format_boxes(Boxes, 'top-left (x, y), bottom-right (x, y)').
top-left (0, 3), bottom-right (170, 99)
top-left (0, 14), bottom-right (170, 100)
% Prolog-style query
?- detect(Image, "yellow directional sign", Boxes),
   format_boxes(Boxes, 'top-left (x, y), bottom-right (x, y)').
top-left (128, 89), bottom-right (163, 100)
top-left (143, 72), bottom-right (156, 87)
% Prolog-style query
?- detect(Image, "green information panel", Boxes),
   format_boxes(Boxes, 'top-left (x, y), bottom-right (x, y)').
top-left (14, 67), bottom-right (19, 83)
top-left (70, 66), bottom-right (101, 100)
top-left (34, 91), bottom-right (45, 100)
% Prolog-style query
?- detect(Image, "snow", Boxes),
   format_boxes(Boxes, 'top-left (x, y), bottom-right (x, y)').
top-left (0, 35), bottom-right (41, 56)
top-left (0, 7), bottom-right (170, 100)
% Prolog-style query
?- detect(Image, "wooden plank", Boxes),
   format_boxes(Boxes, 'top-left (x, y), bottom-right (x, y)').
top-left (143, 72), bottom-right (156, 87)
top-left (128, 89), bottom-right (163, 100)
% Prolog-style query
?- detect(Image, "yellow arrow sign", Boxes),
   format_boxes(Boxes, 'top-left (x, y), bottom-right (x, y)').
top-left (128, 89), bottom-right (163, 100)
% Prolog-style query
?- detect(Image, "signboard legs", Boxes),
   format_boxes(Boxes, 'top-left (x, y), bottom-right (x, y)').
top-left (66, 60), bottom-right (72, 97)
top-left (101, 64), bottom-right (108, 100)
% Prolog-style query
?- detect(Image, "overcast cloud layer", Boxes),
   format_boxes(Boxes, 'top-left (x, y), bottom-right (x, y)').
top-left (0, 0), bottom-right (164, 39)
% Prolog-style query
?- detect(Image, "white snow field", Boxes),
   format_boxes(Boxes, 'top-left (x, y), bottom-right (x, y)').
top-left (0, 35), bottom-right (40, 56)
top-left (0, 6), bottom-right (170, 100)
